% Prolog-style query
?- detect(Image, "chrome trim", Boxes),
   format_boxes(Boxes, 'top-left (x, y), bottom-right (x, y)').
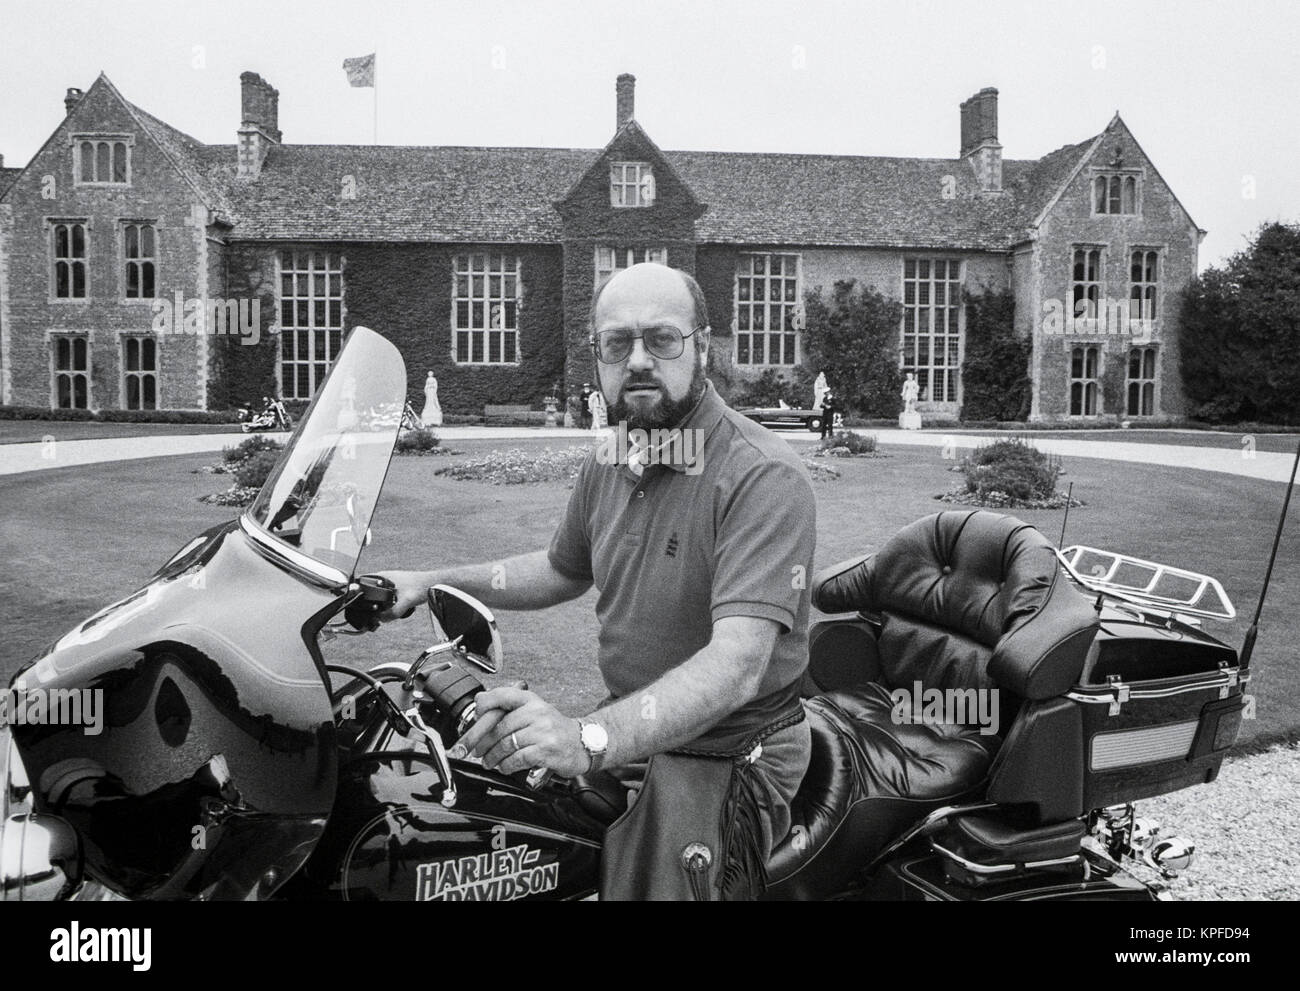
top-left (1057, 546), bottom-right (1235, 621)
top-left (931, 842), bottom-right (1082, 875)
top-left (861, 802), bottom-right (999, 875)
top-left (239, 514), bottom-right (349, 590)
top-left (1090, 721), bottom-right (1198, 770)
top-left (1, 813), bottom-right (80, 901)
top-left (1067, 668), bottom-right (1249, 710)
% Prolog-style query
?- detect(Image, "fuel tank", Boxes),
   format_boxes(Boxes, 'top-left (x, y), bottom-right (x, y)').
top-left (7, 519), bottom-right (341, 899)
top-left (286, 753), bottom-right (605, 901)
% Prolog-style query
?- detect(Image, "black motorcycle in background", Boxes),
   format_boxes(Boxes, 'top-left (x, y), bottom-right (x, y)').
top-left (237, 396), bottom-right (293, 433)
top-left (0, 328), bottom-right (1269, 901)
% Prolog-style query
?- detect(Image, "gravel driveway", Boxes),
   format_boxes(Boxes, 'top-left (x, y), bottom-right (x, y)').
top-left (1130, 739), bottom-right (1299, 900)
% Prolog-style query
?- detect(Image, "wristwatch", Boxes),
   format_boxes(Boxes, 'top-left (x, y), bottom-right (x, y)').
top-left (576, 718), bottom-right (608, 775)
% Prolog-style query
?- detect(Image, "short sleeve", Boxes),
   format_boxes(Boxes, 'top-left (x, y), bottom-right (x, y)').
top-left (711, 457), bottom-right (817, 631)
top-left (547, 452), bottom-right (595, 581)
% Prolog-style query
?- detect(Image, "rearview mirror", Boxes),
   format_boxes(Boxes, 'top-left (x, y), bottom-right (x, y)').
top-left (428, 585), bottom-right (503, 674)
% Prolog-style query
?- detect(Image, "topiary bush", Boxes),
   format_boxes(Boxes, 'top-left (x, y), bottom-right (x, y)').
top-left (223, 436), bottom-right (284, 463)
top-left (395, 428), bottom-right (441, 454)
top-left (234, 448), bottom-right (283, 489)
top-left (817, 430), bottom-right (877, 455)
top-left (960, 439), bottom-right (1061, 503)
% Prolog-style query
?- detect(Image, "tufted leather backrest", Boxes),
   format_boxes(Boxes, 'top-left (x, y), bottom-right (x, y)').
top-left (812, 511), bottom-right (1098, 700)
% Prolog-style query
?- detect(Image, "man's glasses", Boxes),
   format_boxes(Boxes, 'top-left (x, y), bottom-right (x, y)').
top-left (592, 326), bottom-right (702, 364)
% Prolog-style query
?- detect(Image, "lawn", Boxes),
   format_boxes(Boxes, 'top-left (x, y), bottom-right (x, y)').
top-left (1, 439), bottom-right (1297, 746)
top-left (0, 420), bottom-right (243, 444)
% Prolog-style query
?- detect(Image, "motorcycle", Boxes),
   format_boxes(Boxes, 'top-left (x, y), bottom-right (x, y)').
top-left (239, 396), bottom-right (293, 433)
top-left (0, 327), bottom-right (1270, 901)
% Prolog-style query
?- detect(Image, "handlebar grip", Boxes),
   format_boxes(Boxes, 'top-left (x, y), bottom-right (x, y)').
top-left (345, 574), bottom-right (397, 631)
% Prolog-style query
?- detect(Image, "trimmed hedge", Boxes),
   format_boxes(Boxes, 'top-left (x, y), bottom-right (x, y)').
top-left (961, 439), bottom-right (1061, 502)
top-left (0, 404), bottom-right (240, 424)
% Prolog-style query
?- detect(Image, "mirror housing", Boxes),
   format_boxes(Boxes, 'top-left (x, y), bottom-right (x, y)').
top-left (428, 585), bottom-right (503, 674)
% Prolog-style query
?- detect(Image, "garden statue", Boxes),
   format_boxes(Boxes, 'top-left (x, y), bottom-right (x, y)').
top-left (421, 372), bottom-right (443, 427)
top-left (899, 372), bottom-right (922, 430)
top-left (543, 395), bottom-right (559, 428)
top-left (587, 388), bottom-right (608, 431)
top-left (813, 371), bottom-right (828, 412)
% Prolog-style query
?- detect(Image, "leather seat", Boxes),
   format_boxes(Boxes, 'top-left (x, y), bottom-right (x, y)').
top-left (763, 685), bottom-right (999, 899)
top-left (762, 510), bottom-right (1098, 900)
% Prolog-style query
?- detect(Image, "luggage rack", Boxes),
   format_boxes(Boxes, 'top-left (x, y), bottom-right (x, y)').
top-left (1056, 546), bottom-right (1236, 623)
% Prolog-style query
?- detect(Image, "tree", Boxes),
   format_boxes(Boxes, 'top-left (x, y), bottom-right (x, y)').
top-left (801, 280), bottom-right (903, 418)
top-left (960, 286), bottom-right (1032, 421)
top-left (1180, 222), bottom-right (1300, 423)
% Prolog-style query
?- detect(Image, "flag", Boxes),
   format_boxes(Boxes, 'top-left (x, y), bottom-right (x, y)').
top-left (343, 53), bottom-right (375, 88)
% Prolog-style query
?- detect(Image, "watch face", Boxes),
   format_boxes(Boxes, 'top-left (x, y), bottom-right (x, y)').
top-left (581, 721), bottom-right (608, 752)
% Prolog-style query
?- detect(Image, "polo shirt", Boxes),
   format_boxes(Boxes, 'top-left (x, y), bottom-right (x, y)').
top-left (548, 381), bottom-right (817, 751)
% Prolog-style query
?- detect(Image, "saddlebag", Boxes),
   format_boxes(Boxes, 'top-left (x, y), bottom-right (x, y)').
top-left (930, 815), bottom-right (1085, 888)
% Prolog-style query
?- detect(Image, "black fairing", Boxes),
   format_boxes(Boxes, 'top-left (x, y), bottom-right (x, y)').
top-left (9, 520), bottom-right (340, 900)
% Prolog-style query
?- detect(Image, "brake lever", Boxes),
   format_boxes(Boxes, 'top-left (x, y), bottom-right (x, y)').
top-left (403, 705), bottom-right (459, 808)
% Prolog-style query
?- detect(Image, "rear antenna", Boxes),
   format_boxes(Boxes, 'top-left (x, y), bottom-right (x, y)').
top-left (1058, 482), bottom-right (1075, 548)
top-left (1241, 434), bottom-right (1300, 668)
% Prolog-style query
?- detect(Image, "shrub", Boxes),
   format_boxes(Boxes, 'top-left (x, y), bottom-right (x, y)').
top-left (435, 446), bottom-right (590, 484)
top-left (395, 428), bottom-right (441, 453)
top-left (819, 430), bottom-right (877, 454)
top-left (233, 448), bottom-right (283, 489)
top-left (223, 436), bottom-right (284, 463)
top-left (732, 367), bottom-right (817, 409)
top-left (961, 439), bottom-right (1061, 502)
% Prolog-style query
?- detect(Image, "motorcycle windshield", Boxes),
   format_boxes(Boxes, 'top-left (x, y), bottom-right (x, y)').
top-left (246, 327), bottom-right (406, 581)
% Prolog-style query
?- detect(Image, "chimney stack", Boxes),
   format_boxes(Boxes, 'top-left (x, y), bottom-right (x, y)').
top-left (237, 71), bottom-right (281, 178)
top-left (616, 73), bottom-right (636, 129)
top-left (65, 87), bottom-right (84, 116)
top-left (960, 87), bottom-right (1002, 192)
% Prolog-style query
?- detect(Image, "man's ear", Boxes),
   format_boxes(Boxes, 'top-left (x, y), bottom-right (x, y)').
top-left (697, 326), bottom-right (712, 369)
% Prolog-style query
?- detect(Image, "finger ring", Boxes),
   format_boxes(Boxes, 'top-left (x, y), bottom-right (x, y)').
top-left (510, 731), bottom-right (520, 752)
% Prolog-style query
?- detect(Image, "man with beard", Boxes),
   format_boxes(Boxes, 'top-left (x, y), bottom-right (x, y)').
top-left (376, 263), bottom-right (816, 899)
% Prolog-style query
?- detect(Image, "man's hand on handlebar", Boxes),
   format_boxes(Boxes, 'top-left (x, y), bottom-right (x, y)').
top-left (368, 570), bottom-right (430, 622)
top-left (455, 687), bottom-right (590, 779)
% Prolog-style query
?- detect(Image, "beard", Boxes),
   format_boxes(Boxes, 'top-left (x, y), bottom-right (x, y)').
top-left (607, 360), bottom-right (709, 431)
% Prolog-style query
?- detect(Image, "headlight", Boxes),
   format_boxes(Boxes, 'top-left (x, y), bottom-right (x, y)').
top-left (0, 728), bottom-right (82, 901)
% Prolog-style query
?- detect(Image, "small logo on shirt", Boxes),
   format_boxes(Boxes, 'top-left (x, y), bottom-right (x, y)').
top-left (665, 532), bottom-right (679, 558)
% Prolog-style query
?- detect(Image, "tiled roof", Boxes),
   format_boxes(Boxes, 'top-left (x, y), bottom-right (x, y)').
top-left (216, 144), bottom-right (592, 241)
top-left (124, 101), bottom-right (235, 219)
top-left (208, 138), bottom-right (1096, 249)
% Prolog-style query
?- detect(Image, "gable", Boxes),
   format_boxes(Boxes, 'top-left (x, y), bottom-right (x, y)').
top-left (555, 122), bottom-right (704, 235)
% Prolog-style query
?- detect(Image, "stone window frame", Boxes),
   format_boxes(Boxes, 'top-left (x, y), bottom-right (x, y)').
top-left (609, 161), bottom-right (655, 208)
top-left (72, 133), bottom-right (134, 187)
top-left (48, 217), bottom-right (92, 303)
top-left (1126, 245), bottom-right (1162, 329)
top-left (594, 246), bottom-right (667, 284)
top-left (277, 249), bottom-right (346, 400)
top-left (1068, 343), bottom-right (1102, 417)
top-left (119, 220), bottom-right (159, 302)
top-left (47, 330), bottom-right (94, 410)
top-left (1069, 244), bottom-right (1106, 333)
top-left (734, 252), bottom-right (802, 368)
top-left (1089, 169), bottom-right (1141, 217)
top-left (1126, 344), bottom-right (1158, 418)
top-left (900, 256), bottom-right (965, 405)
top-left (450, 253), bottom-right (522, 366)
top-left (120, 333), bottom-right (160, 411)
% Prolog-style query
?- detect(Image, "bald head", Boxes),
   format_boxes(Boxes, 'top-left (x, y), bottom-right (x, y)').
top-left (590, 262), bottom-right (710, 336)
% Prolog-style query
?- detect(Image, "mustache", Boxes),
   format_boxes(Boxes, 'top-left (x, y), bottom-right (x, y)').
top-left (622, 378), bottom-right (661, 391)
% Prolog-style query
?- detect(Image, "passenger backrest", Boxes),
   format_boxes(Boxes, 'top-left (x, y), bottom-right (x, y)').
top-left (812, 511), bottom-right (1098, 701)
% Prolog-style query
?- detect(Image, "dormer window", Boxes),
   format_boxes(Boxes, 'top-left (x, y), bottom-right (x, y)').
top-left (1092, 173), bottom-right (1138, 215)
top-left (610, 161), bottom-right (655, 208)
top-left (74, 136), bottom-right (132, 185)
